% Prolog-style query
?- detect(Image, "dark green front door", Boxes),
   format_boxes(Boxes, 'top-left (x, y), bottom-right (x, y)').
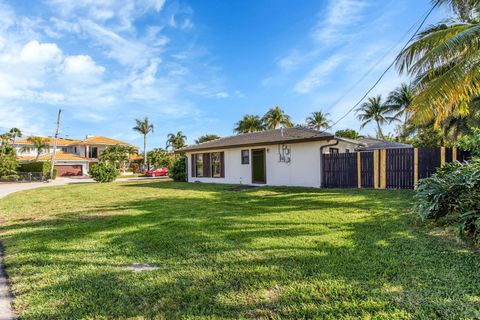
top-left (252, 149), bottom-right (266, 184)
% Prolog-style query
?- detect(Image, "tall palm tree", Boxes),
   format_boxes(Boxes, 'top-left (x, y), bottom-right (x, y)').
top-left (24, 136), bottom-right (50, 161)
top-left (396, 0), bottom-right (480, 126)
top-left (356, 96), bottom-right (394, 139)
top-left (133, 117), bottom-right (154, 167)
top-left (262, 106), bottom-right (293, 129)
top-left (9, 128), bottom-right (22, 145)
top-left (166, 131), bottom-right (187, 150)
top-left (234, 115), bottom-right (265, 134)
top-left (386, 83), bottom-right (415, 140)
top-left (306, 111), bottom-right (330, 130)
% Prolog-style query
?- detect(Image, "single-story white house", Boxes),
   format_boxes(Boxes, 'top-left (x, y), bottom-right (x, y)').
top-left (177, 128), bottom-right (410, 188)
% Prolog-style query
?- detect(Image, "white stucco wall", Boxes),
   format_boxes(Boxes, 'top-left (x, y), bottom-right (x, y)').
top-left (186, 139), bottom-right (358, 188)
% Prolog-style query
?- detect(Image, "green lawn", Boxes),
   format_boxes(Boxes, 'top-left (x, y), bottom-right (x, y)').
top-left (0, 181), bottom-right (478, 319)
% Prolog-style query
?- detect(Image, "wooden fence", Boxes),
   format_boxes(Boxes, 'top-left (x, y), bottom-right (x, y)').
top-left (322, 147), bottom-right (470, 189)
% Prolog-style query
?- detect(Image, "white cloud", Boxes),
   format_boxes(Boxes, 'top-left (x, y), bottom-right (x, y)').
top-left (47, 0), bottom-right (166, 31)
top-left (20, 40), bottom-right (63, 65)
top-left (294, 54), bottom-right (346, 94)
top-left (277, 50), bottom-right (302, 72)
top-left (215, 92), bottom-right (229, 98)
top-left (312, 0), bottom-right (369, 45)
top-left (63, 55), bottom-right (105, 76)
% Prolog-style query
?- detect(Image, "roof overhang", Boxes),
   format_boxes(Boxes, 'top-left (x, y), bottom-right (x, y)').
top-left (175, 135), bottom-right (334, 154)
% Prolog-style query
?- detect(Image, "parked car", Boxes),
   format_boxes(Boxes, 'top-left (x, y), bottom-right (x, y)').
top-left (145, 167), bottom-right (169, 177)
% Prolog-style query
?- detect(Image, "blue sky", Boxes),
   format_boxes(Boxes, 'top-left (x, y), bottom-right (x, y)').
top-left (0, 0), bottom-right (447, 148)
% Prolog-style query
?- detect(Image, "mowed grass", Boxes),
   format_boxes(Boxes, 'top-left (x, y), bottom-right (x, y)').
top-left (0, 181), bottom-right (479, 319)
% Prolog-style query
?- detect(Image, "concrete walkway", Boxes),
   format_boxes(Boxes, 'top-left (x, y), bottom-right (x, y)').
top-left (0, 175), bottom-right (168, 319)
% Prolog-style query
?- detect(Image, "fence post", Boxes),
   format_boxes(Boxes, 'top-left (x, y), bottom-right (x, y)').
top-left (440, 146), bottom-right (446, 166)
top-left (373, 150), bottom-right (379, 189)
top-left (357, 152), bottom-right (361, 189)
top-left (414, 148), bottom-right (418, 189)
top-left (452, 147), bottom-right (457, 161)
top-left (380, 149), bottom-right (387, 189)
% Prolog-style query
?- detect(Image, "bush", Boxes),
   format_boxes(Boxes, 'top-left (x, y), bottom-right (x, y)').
top-left (18, 161), bottom-right (52, 178)
top-left (0, 175), bottom-right (19, 182)
top-left (0, 148), bottom-right (18, 176)
top-left (458, 127), bottom-right (480, 157)
top-left (89, 162), bottom-right (119, 183)
top-left (414, 159), bottom-right (480, 245)
top-left (169, 156), bottom-right (187, 182)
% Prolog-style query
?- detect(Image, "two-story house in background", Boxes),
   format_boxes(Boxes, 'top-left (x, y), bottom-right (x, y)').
top-left (14, 135), bottom-right (138, 177)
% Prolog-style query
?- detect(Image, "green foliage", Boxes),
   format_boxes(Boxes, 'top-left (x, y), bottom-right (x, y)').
top-left (0, 145), bottom-right (18, 176)
top-left (169, 156), bottom-right (187, 182)
top-left (262, 106), bottom-right (293, 130)
top-left (195, 134), bottom-right (220, 144)
top-left (458, 127), bottom-right (480, 156)
top-left (99, 145), bottom-right (137, 169)
top-left (410, 127), bottom-right (443, 148)
top-left (306, 111), bottom-right (330, 130)
top-left (415, 159), bottom-right (480, 245)
top-left (234, 114), bottom-right (265, 133)
top-left (356, 95), bottom-right (397, 139)
top-left (335, 129), bottom-right (360, 139)
top-left (0, 174), bottom-right (19, 182)
top-left (147, 148), bottom-right (174, 168)
top-left (18, 161), bottom-right (52, 178)
top-left (89, 162), bottom-right (119, 183)
top-left (166, 131), bottom-right (187, 150)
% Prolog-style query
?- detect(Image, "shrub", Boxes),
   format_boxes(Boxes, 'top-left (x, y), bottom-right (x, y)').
top-left (414, 159), bottom-right (480, 245)
top-left (0, 153), bottom-right (18, 176)
top-left (148, 148), bottom-right (174, 168)
top-left (458, 127), bottom-right (480, 157)
top-left (18, 161), bottom-right (52, 178)
top-left (89, 162), bottom-right (119, 183)
top-left (0, 175), bottom-right (19, 182)
top-left (169, 156), bottom-right (186, 182)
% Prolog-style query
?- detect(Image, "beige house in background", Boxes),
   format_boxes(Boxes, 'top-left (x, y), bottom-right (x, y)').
top-left (15, 136), bottom-right (138, 176)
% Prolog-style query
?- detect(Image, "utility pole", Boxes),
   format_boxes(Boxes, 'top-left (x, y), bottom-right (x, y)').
top-left (50, 109), bottom-right (62, 181)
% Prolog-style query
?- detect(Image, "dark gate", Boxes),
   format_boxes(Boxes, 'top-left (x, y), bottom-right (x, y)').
top-left (360, 151), bottom-right (374, 188)
top-left (322, 153), bottom-right (357, 188)
top-left (418, 148), bottom-right (441, 179)
top-left (386, 148), bottom-right (414, 189)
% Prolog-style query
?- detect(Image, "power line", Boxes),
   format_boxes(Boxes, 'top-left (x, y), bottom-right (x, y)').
top-left (321, 0), bottom-right (440, 134)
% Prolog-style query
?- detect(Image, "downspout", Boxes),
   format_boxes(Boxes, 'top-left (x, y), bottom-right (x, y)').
top-left (319, 139), bottom-right (339, 188)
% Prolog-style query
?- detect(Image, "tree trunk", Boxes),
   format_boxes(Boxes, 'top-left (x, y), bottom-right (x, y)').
top-left (376, 121), bottom-right (385, 139)
top-left (144, 134), bottom-right (147, 167)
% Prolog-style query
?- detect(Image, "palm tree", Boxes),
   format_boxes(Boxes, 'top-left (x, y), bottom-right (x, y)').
top-left (262, 106), bottom-right (293, 129)
top-left (166, 131), bottom-right (187, 150)
top-left (306, 111), bottom-right (330, 130)
top-left (356, 96), bottom-right (394, 139)
top-left (133, 117), bottom-right (154, 167)
top-left (234, 115), bottom-right (265, 134)
top-left (195, 134), bottom-right (220, 144)
top-left (9, 128), bottom-right (22, 145)
top-left (24, 136), bottom-right (50, 161)
top-left (386, 83), bottom-right (415, 140)
top-left (395, 0), bottom-right (480, 126)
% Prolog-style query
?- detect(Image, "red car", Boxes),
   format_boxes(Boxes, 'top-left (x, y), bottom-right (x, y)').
top-left (145, 167), bottom-right (169, 177)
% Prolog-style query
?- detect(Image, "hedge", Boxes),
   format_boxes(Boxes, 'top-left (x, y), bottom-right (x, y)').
top-left (18, 161), bottom-right (52, 178)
